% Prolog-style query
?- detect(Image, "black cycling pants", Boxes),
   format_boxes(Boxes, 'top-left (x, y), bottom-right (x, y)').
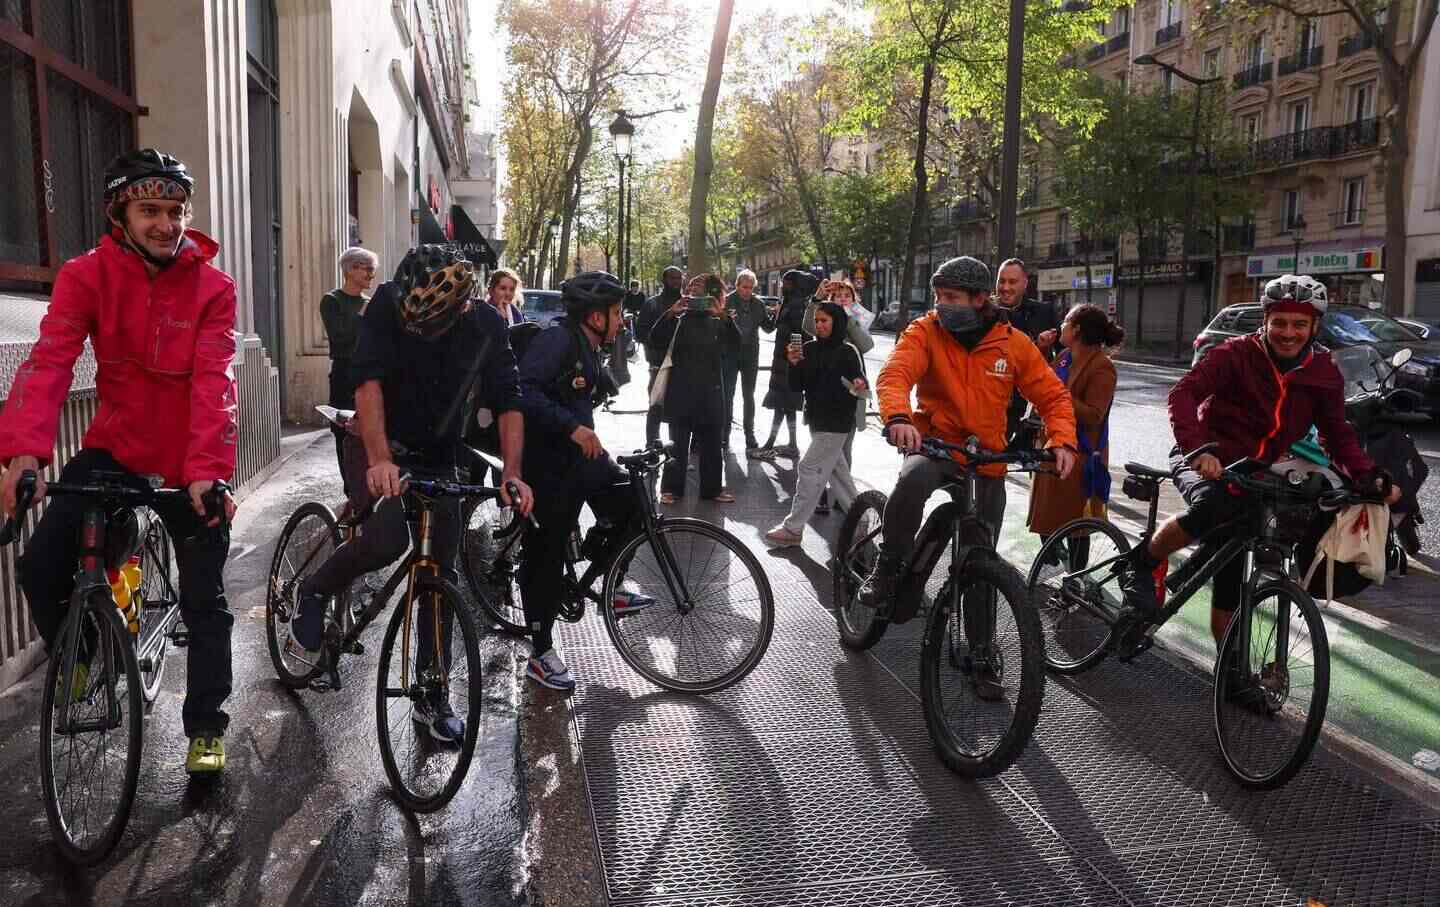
top-left (1171, 448), bottom-right (1246, 613)
top-left (519, 453), bottom-right (638, 655)
top-left (18, 449), bottom-right (233, 737)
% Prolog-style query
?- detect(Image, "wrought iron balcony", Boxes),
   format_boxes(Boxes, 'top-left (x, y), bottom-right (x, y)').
top-left (1250, 118), bottom-right (1380, 169)
top-left (1155, 21), bottom-right (1182, 46)
top-left (1019, 188), bottom-right (1038, 209)
top-left (1338, 31), bottom-right (1375, 58)
top-left (1278, 45), bottom-right (1324, 76)
top-left (950, 199), bottom-right (991, 221)
top-left (1075, 236), bottom-right (1118, 255)
top-left (1086, 43), bottom-right (1106, 62)
top-left (1107, 32), bottom-right (1130, 55)
top-left (1233, 61), bottom-right (1272, 90)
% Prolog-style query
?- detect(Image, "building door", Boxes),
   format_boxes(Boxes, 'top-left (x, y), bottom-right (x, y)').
top-left (246, 0), bottom-right (283, 401)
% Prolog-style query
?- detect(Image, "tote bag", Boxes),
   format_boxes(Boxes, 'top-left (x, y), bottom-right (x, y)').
top-left (648, 318), bottom-right (682, 407)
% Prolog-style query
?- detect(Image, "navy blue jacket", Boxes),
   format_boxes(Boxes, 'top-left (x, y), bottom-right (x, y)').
top-left (518, 317), bottom-right (604, 452)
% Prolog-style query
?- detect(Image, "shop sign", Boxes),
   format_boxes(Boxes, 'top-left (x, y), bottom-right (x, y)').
top-left (1038, 264), bottom-right (1114, 292)
top-left (1245, 248), bottom-right (1381, 277)
top-left (1117, 261), bottom-right (1203, 284)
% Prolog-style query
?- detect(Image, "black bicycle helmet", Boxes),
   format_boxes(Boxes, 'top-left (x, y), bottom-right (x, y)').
top-left (103, 149), bottom-right (194, 206)
top-left (394, 245), bottom-right (476, 339)
top-left (931, 255), bottom-right (992, 293)
top-left (561, 271), bottom-right (626, 317)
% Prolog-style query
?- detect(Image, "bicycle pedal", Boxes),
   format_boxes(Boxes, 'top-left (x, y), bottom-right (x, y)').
top-left (169, 629), bottom-right (190, 648)
top-left (1115, 633), bottom-right (1154, 662)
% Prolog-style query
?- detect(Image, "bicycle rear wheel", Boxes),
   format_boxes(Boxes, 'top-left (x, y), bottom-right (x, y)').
top-left (602, 518), bottom-right (774, 693)
top-left (135, 509), bottom-right (176, 703)
top-left (920, 558), bottom-right (1046, 778)
top-left (832, 490), bottom-right (889, 651)
top-left (40, 595), bottom-right (143, 865)
top-left (376, 576), bottom-right (482, 812)
top-left (266, 502), bottom-right (340, 688)
top-left (1213, 580), bottom-right (1330, 790)
top-left (1026, 518), bottom-right (1128, 674)
top-left (459, 496), bottom-right (527, 635)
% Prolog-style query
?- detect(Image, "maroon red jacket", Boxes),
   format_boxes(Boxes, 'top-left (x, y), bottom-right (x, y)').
top-left (1169, 333), bottom-right (1372, 478)
top-left (0, 231), bottom-right (238, 486)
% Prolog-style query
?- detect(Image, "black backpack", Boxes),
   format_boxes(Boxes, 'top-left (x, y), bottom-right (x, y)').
top-left (509, 321), bottom-right (616, 404)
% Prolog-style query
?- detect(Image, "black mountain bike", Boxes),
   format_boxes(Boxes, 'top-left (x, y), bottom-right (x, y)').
top-left (461, 443), bottom-right (774, 693)
top-left (266, 476), bottom-right (503, 811)
top-left (1026, 443), bottom-right (1385, 789)
top-left (832, 437), bottom-right (1051, 777)
top-left (0, 470), bottom-right (217, 865)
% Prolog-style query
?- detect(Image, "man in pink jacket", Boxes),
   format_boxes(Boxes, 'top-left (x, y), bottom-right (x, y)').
top-left (0, 149), bottom-right (239, 775)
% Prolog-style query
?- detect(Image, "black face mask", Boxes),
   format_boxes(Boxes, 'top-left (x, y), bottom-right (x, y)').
top-left (938, 303), bottom-right (995, 349)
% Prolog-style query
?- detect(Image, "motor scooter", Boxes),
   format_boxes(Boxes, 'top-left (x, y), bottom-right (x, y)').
top-left (1319, 347), bottom-right (1430, 575)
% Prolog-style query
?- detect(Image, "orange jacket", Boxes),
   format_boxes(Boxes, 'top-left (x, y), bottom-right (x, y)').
top-left (877, 314), bottom-right (1078, 476)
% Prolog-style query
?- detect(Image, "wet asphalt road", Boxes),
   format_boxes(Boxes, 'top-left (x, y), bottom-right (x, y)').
top-left (0, 435), bottom-right (528, 907)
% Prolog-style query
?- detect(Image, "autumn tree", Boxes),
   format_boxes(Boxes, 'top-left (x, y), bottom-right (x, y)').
top-left (499, 76), bottom-right (577, 287)
top-left (503, 0), bottom-right (691, 285)
top-left (686, 0), bottom-right (737, 276)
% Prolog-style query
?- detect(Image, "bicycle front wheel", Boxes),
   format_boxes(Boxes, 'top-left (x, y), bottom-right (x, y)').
top-left (266, 502), bottom-right (340, 689)
top-left (376, 576), bottom-right (482, 812)
top-left (1213, 580), bottom-right (1330, 790)
top-left (40, 595), bottom-right (144, 865)
top-left (602, 518), bottom-right (774, 693)
top-left (920, 557), bottom-right (1046, 778)
top-left (1026, 518), bottom-right (1128, 674)
top-left (832, 489), bottom-right (889, 651)
top-left (460, 495), bottom-right (527, 635)
top-left (135, 509), bottom-right (176, 703)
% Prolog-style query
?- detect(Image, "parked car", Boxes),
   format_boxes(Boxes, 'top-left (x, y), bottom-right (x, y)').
top-left (522, 290), bottom-right (564, 328)
top-left (1397, 317), bottom-right (1440, 340)
top-left (1192, 303), bottom-right (1440, 416)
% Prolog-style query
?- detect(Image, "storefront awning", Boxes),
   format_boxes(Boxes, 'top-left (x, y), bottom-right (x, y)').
top-left (449, 204), bottom-right (499, 268)
top-left (418, 205), bottom-right (447, 244)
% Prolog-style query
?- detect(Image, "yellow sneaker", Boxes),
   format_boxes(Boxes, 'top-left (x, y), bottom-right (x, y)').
top-left (53, 662), bottom-right (90, 709)
top-left (185, 735), bottom-right (226, 775)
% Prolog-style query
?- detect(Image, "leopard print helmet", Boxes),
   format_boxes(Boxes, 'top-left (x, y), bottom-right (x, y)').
top-left (394, 245), bottom-right (476, 339)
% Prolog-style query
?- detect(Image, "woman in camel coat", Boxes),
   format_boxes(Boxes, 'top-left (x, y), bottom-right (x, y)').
top-left (1027, 303), bottom-right (1124, 537)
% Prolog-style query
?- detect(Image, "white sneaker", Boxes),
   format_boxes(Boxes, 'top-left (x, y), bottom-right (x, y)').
top-left (527, 648), bottom-right (576, 691)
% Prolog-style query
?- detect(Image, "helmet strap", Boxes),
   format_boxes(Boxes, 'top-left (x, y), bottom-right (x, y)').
top-left (116, 221), bottom-right (180, 270)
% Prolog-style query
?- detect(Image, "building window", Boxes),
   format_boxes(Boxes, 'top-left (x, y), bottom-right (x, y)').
top-left (1203, 48), bottom-right (1222, 78)
top-left (1246, 33), bottom-right (1267, 68)
top-left (1057, 211), bottom-right (1070, 243)
top-left (1160, 69), bottom-right (1175, 95)
top-left (1162, 0), bottom-right (1179, 26)
top-left (247, 0), bottom-right (283, 375)
top-left (1283, 189), bottom-right (1304, 231)
top-left (1348, 81), bottom-right (1375, 121)
top-left (1342, 177), bottom-right (1365, 225)
top-left (1116, 6), bottom-right (1130, 33)
top-left (1241, 112), bottom-right (1262, 143)
top-left (1287, 98), bottom-right (1310, 134)
top-left (1298, 18), bottom-right (1319, 55)
top-left (0, 1), bottom-right (138, 286)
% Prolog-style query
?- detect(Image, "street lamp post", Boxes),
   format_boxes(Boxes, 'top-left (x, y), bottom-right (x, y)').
top-left (546, 216), bottom-right (560, 288)
top-left (1134, 54), bottom-right (1221, 360)
top-left (625, 165), bottom-right (635, 281)
top-left (608, 111), bottom-right (635, 284)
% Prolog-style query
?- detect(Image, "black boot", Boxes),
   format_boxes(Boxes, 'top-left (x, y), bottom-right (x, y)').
top-left (1117, 542), bottom-right (1163, 623)
top-left (859, 552), bottom-right (902, 609)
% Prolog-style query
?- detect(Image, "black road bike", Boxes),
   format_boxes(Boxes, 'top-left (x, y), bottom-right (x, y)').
top-left (461, 443), bottom-right (774, 694)
top-left (266, 475), bottom-right (503, 812)
top-left (0, 471), bottom-right (214, 865)
top-left (1026, 443), bottom-right (1385, 789)
top-left (832, 437), bottom-right (1051, 777)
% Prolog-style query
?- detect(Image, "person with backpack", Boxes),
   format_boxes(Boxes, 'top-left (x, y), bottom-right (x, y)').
top-left (763, 299), bottom-right (867, 546)
top-left (516, 272), bottom-right (648, 691)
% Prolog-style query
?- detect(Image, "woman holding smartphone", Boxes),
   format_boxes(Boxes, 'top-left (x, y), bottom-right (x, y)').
top-left (650, 273), bottom-right (740, 504)
top-left (756, 269), bottom-right (813, 460)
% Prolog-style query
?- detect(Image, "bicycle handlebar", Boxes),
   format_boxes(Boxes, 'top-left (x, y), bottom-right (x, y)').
top-left (616, 442), bottom-right (671, 470)
top-left (405, 477), bottom-right (509, 502)
top-left (917, 436), bottom-right (1057, 470)
top-left (1219, 466), bottom-right (1385, 509)
top-left (0, 471), bottom-right (196, 547)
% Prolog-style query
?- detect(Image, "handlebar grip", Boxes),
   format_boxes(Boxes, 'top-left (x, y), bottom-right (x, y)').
top-left (203, 480), bottom-right (232, 527)
top-left (0, 471), bottom-right (39, 546)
